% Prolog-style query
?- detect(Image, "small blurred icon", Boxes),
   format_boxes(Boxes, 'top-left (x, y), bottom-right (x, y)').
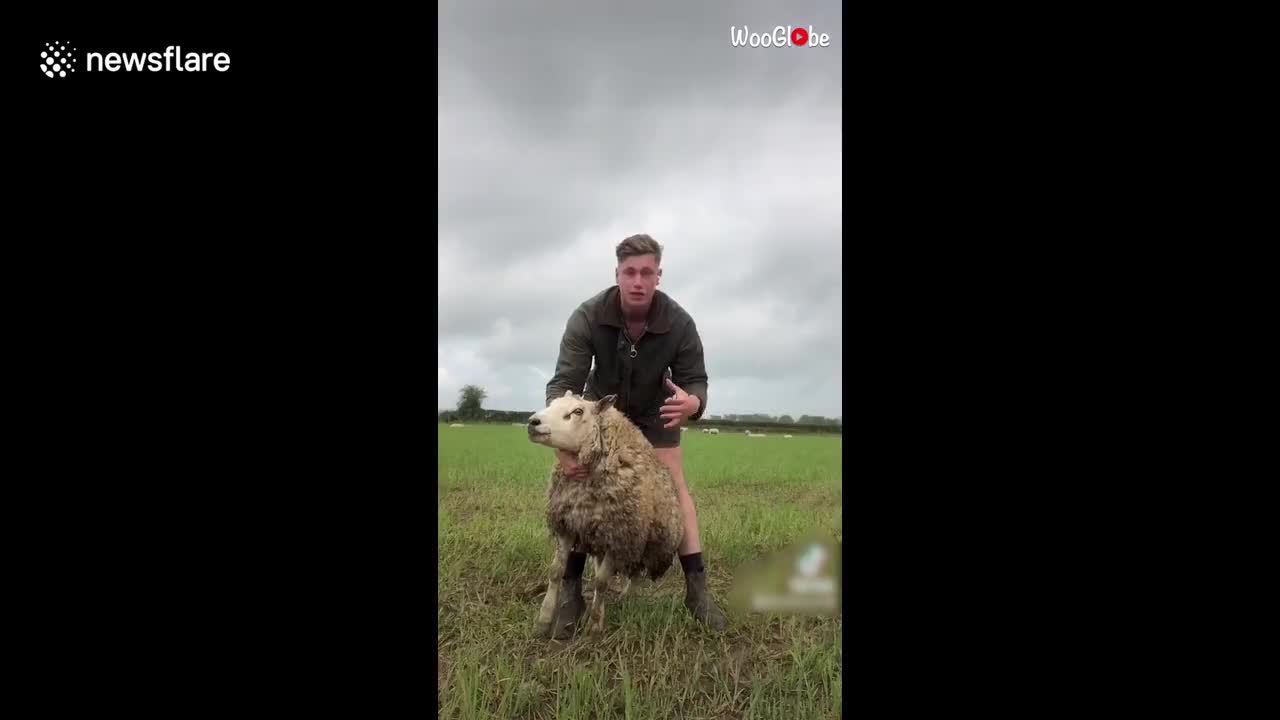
top-left (796, 544), bottom-right (826, 576)
top-left (788, 543), bottom-right (836, 596)
top-left (728, 533), bottom-right (840, 616)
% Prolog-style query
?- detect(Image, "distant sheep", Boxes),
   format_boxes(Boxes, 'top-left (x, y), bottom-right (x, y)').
top-left (783, 434), bottom-right (793, 438)
top-left (708, 428), bottom-right (720, 435)
top-left (749, 433), bottom-right (767, 438)
top-left (526, 391), bottom-right (684, 639)
top-left (701, 428), bottom-right (709, 434)
top-left (449, 423), bottom-right (465, 428)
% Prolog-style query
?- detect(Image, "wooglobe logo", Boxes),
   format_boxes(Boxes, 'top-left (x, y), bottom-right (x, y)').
top-left (730, 25), bottom-right (832, 48)
top-left (39, 41), bottom-right (232, 78)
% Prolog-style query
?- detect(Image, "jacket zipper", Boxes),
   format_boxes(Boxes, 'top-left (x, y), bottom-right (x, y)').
top-left (620, 324), bottom-right (647, 417)
top-left (625, 325), bottom-right (647, 358)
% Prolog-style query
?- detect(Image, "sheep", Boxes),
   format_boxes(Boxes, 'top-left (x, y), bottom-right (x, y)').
top-left (449, 423), bottom-right (465, 428)
top-left (701, 428), bottom-right (709, 434)
top-left (784, 434), bottom-right (793, 438)
top-left (708, 428), bottom-right (719, 435)
top-left (749, 433), bottom-right (767, 438)
top-left (526, 391), bottom-right (684, 639)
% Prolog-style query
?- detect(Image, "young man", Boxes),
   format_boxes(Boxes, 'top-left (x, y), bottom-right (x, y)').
top-left (543, 233), bottom-right (727, 632)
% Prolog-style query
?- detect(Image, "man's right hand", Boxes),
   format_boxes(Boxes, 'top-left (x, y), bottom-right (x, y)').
top-left (556, 449), bottom-right (590, 479)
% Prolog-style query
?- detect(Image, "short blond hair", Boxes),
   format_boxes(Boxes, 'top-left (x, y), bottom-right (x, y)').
top-left (615, 234), bottom-right (663, 265)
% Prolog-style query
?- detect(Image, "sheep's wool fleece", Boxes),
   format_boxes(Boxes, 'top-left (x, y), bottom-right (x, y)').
top-left (546, 407), bottom-right (684, 581)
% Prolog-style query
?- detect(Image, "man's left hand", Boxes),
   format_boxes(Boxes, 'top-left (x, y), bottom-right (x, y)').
top-left (660, 378), bottom-right (700, 429)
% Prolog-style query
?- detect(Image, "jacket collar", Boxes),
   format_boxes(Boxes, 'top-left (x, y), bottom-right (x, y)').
top-left (598, 286), bottom-right (673, 334)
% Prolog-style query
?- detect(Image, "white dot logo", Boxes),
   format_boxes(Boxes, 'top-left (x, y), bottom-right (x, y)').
top-left (41, 41), bottom-right (76, 78)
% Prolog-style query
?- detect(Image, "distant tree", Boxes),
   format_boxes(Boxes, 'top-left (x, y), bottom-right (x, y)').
top-left (779, 414), bottom-right (795, 424)
top-left (457, 385), bottom-right (487, 420)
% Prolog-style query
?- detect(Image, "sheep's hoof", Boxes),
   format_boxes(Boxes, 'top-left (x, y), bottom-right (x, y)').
top-left (550, 579), bottom-right (585, 641)
top-left (552, 616), bottom-right (580, 641)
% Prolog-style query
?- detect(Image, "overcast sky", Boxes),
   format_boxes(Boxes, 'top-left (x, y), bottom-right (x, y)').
top-left (439, 1), bottom-right (842, 419)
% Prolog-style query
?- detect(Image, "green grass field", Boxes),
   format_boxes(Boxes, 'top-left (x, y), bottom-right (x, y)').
top-left (438, 424), bottom-right (843, 719)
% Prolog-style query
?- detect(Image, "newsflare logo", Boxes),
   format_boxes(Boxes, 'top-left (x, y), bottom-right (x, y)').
top-left (40, 41), bottom-right (77, 78)
top-left (39, 40), bottom-right (232, 79)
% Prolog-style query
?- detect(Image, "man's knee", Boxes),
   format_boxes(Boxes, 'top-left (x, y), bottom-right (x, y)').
top-left (654, 447), bottom-right (682, 471)
top-left (653, 448), bottom-right (690, 493)
top-left (653, 447), bottom-right (683, 466)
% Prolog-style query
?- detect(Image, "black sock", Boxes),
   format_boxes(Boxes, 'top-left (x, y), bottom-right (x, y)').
top-left (564, 551), bottom-right (587, 579)
top-left (679, 552), bottom-right (704, 575)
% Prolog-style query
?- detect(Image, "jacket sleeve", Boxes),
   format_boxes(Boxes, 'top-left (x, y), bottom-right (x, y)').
top-left (545, 306), bottom-right (594, 407)
top-left (670, 318), bottom-right (709, 421)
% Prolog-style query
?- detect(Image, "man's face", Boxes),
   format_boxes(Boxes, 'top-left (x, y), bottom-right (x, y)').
top-left (615, 254), bottom-right (661, 313)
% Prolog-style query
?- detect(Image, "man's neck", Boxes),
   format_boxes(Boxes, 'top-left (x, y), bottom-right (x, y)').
top-left (618, 291), bottom-right (651, 323)
top-left (623, 306), bottom-right (649, 323)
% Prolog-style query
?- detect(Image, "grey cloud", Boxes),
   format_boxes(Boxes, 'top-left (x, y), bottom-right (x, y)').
top-left (439, 0), bottom-right (843, 419)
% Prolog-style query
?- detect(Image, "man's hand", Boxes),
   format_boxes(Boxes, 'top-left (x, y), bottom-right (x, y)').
top-left (556, 449), bottom-right (589, 479)
top-left (660, 378), bottom-right (701, 429)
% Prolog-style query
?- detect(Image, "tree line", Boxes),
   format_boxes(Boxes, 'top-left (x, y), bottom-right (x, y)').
top-left (441, 385), bottom-right (841, 434)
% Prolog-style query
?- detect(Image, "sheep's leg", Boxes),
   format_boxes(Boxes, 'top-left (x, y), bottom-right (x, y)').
top-left (535, 536), bottom-right (570, 638)
top-left (587, 554), bottom-right (616, 635)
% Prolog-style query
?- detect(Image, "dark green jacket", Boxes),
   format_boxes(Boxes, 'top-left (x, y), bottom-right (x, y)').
top-left (546, 286), bottom-right (708, 429)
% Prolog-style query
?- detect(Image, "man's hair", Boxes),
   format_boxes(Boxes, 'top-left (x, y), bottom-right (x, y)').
top-left (615, 234), bottom-right (663, 265)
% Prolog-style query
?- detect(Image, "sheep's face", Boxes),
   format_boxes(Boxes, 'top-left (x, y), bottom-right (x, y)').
top-left (527, 391), bottom-right (616, 452)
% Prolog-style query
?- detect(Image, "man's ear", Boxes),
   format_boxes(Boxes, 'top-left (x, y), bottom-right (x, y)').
top-left (595, 394), bottom-right (617, 413)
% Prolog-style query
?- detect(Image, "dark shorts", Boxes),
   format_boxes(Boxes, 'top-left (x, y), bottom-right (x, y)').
top-left (593, 399), bottom-right (680, 448)
top-left (640, 423), bottom-right (681, 449)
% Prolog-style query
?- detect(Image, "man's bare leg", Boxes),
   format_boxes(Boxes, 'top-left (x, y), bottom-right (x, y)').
top-left (654, 446), bottom-right (726, 631)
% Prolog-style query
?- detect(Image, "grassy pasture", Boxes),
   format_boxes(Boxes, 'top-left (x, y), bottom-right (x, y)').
top-left (438, 424), bottom-right (842, 719)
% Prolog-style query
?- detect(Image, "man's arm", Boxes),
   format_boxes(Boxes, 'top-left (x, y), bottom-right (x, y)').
top-left (545, 307), bottom-right (594, 406)
top-left (669, 318), bottom-right (709, 421)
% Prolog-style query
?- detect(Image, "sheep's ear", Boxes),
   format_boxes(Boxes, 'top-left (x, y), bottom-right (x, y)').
top-left (563, 390), bottom-right (574, 398)
top-left (595, 394), bottom-right (617, 413)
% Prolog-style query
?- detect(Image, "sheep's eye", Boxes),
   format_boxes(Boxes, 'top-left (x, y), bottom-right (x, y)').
top-left (572, 408), bottom-right (584, 416)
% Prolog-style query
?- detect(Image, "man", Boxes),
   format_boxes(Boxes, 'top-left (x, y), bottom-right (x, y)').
top-left (543, 233), bottom-right (727, 632)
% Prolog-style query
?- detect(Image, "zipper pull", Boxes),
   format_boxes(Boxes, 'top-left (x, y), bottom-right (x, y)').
top-left (629, 344), bottom-right (637, 358)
